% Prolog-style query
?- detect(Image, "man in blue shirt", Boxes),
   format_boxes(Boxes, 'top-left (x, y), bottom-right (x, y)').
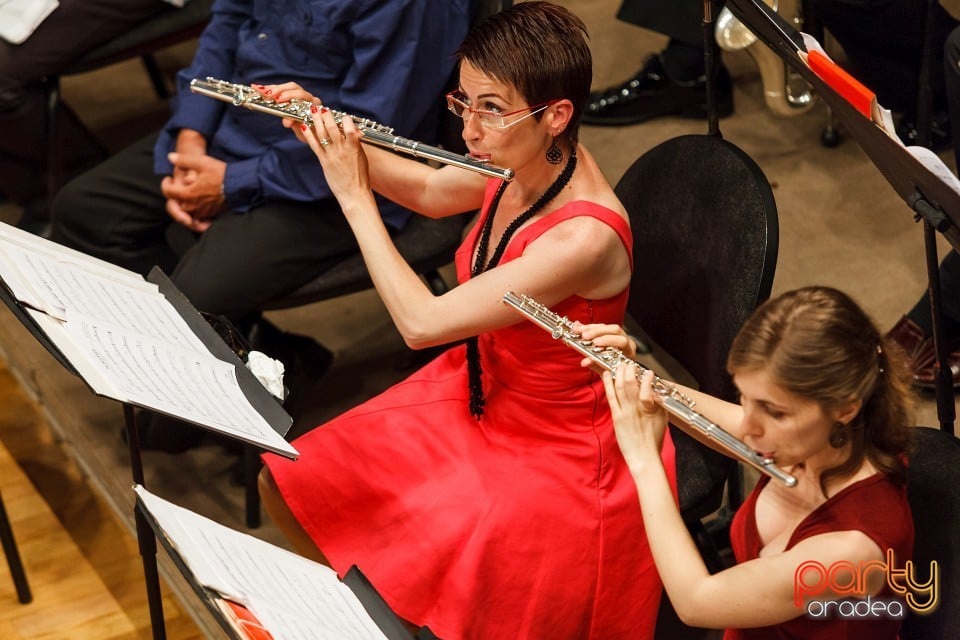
top-left (50, 0), bottom-right (476, 449)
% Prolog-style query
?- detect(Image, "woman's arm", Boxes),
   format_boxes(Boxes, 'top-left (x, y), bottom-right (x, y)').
top-left (578, 324), bottom-right (745, 433)
top-left (263, 83), bottom-right (488, 217)
top-left (604, 366), bottom-right (887, 629)
top-left (362, 144), bottom-right (488, 217)
top-left (303, 109), bottom-right (630, 349)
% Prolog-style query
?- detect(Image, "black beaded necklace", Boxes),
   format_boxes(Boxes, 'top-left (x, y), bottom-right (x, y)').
top-left (467, 149), bottom-right (578, 418)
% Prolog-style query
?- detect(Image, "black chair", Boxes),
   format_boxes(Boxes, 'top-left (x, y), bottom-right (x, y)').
top-left (900, 426), bottom-right (960, 639)
top-left (0, 488), bottom-right (31, 604)
top-left (44, 0), bottom-right (215, 200)
top-left (614, 133), bottom-right (778, 639)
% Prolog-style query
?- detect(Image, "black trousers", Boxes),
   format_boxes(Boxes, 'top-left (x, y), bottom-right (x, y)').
top-left (616, 0), bottom-right (707, 47)
top-left (50, 135), bottom-right (360, 320)
top-left (0, 0), bottom-right (170, 207)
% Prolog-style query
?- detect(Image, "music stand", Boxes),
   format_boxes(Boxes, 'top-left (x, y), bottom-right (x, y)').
top-left (727, 0), bottom-right (960, 434)
top-left (0, 246), bottom-right (294, 639)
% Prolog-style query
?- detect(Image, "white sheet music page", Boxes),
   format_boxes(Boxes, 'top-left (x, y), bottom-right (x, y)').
top-left (906, 146), bottom-right (960, 198)
top-left (64, 311), bottom-right (296, 456)
top-left (134, 486), bottom-right (391, 640)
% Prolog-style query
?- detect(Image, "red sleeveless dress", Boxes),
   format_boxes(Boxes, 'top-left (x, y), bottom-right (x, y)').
top-left (725, 473), bottom-right (913, 640)
top-left (262, 180), bottom-right (677, 639)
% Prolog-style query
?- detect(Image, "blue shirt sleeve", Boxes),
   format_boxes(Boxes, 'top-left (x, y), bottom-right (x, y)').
top-left (154, 0), bottom-right (249, 175)
top-left (155, 0), bottom-right (475, 224)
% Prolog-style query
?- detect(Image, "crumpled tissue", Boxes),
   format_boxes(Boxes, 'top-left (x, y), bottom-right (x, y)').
top-left (246, 350), bottom-right (286, 401)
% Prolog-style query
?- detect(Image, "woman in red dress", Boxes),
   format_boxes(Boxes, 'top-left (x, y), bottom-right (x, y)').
top-left (601, 286), bottom-right (916, 639)
top-left (257, 3), bottom-right (674, 638)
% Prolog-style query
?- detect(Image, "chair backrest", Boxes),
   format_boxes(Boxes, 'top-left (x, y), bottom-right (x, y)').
top-left (900, 426), bottom-right (960, 639)
top-left (61, 0), bottom-right (214, 76)
top-left (614, 133), bottom-right (779, 516)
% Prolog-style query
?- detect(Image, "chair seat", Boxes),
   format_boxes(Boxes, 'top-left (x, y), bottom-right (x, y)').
top-left (61, 0), bottom-right (214, 76)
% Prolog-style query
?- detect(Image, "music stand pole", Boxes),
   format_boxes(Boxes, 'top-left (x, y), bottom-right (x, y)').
top-left (702, 0), bottom-right (721, 137)
top-left (123, 404), bottom-right (167, 640)
top-left (913, 198), bottom-right (957, 434)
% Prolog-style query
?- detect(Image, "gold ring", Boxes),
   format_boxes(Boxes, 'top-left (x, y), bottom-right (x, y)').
top-left (319, 138), bottom-right (331, 148)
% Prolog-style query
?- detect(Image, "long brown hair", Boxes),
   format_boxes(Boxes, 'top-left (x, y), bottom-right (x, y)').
top-left (454, 1), bottom-right (592, 146)
top-left (727, 287), bottom-right (914, 494)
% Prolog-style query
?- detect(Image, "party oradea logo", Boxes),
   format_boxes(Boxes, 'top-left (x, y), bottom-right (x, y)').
top-left (794, 550), bottom-right (938, 620)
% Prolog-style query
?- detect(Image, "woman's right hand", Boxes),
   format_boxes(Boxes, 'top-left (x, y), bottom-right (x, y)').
top-left (603, 365), bottom-right (669, 475)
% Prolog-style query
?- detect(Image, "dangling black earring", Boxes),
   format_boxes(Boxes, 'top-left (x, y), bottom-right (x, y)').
top-left (829, 422), bottom-right (849, 448)
top-left (546, 137), bottom-right (563, 164)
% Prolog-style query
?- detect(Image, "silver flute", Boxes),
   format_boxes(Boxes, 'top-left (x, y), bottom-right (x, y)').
top-left (502, 292), bottom-right (798, 488)
top-left (189, 77), bottom-right (515, 181)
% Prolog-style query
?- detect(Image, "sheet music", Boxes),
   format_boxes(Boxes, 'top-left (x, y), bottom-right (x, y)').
top-left (65, 312), bottom-right (296, 457)
top-left (134, 486), bottom-right (391, 640)
top-left (0, 221), bottom-right (296, 457)
top-left (907, 146), bottom-right (960, 197)
top-left (0, 240), bottom-right (207, 350)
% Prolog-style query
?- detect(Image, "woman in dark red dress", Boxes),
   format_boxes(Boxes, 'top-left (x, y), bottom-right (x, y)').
top-left (602, 286), bottom-right (917, 639)
top-left (257, 3), bottom-right (674, 638)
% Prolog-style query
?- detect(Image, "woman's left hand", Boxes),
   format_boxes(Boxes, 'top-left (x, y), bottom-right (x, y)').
top-left (572, 322), bottom-right (638, 375)
top-left (603, 364), bottom-right (669, 474)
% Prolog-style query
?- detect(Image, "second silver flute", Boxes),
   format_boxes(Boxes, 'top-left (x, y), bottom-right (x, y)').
top-left (189, 77), bottom-right (514, 182)
top-left (502, 292), bottom-right (797, 488)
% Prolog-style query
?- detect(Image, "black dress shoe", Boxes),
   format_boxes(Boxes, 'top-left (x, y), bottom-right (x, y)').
top-left (247, 318), bottom-right (334, 386)
top-left (584, 54), bottom-right (734, 126)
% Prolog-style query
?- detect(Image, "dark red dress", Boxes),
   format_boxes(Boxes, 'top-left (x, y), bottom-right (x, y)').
top-left (724, 473), bottom-right (913, 640)
top-left (262, 180), bottom-right (677, 639)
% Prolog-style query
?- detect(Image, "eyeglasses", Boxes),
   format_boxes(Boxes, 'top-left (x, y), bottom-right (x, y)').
top-left (446, 92), bottom-right (555, 130)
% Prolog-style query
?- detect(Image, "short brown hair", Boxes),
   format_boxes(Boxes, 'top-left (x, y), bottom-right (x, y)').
top-left (727, 287), bottom-right (914, 493)
top-left (455, 1), bottom-right (592, 144)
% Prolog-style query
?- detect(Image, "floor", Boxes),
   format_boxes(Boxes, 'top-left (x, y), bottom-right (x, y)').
top-left (1, 0), bottom-right (959, 637)
top-left (0, 360), bottom-right (202, 639)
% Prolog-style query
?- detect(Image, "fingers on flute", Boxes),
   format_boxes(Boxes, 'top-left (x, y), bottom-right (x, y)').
top-left (252, 82), bottom-right (319, 104)
top-left (299, 123), bottom-right (323, 156)
top-left (637, 369), bottom-right (657, 405)
top-left (574, 321), bottom-right (626, 344)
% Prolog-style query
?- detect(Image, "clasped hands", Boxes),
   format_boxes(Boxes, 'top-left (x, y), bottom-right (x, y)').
top-left (161, 128), bottom-right (226, 233)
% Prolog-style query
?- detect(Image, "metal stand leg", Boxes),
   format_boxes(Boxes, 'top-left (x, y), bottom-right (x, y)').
top-left (124, 405), bottom-right (167, 639)
top-left (244, 446), bottom-right (261, 529)
top-left (0, 490), bottom-right (31, 604)
top-left (45, 76), bottom-right (63, 205)
top-left (922, 221), bottom-right (957, 435)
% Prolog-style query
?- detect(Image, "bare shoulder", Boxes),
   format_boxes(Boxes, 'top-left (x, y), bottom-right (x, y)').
top-left (570, 145), bottom-right (629, 215)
